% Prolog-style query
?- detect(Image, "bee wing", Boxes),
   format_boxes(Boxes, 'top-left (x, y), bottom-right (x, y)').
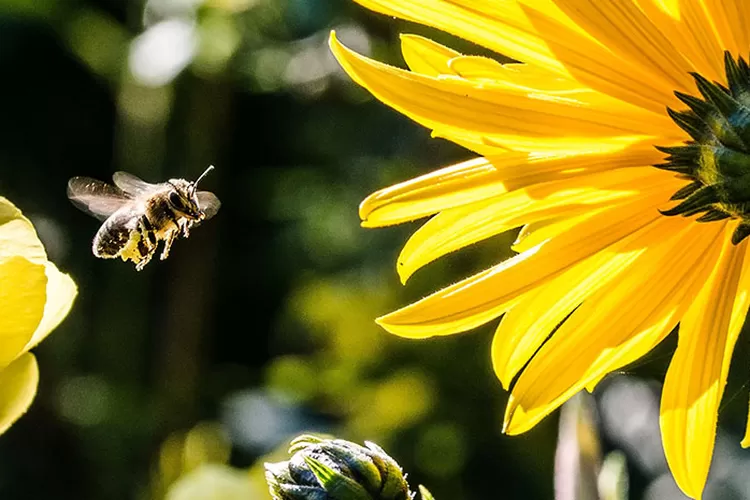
top-left (67, 177), bottom-right (132, 221)
top-left (112, 171), bottom-right (161, 197)
top-left (197, 191), bottom-right (221, 220)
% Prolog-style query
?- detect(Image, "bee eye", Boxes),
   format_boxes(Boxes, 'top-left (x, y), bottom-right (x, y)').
top-left (169, 192), bottom-right (186, 210)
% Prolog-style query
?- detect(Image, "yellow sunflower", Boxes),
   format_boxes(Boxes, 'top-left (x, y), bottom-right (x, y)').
top-left (329, 1), bottom-right (750, 498)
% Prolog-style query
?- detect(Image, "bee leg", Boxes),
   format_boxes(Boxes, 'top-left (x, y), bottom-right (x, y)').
top-left (135, 216), bottom-right (158, 270)
top-left (180, 220), bottom-right (194, 238)
top-left (135, 251), bottom-right (154, 271)
top-left (160, 229), bottom-right (178, 260)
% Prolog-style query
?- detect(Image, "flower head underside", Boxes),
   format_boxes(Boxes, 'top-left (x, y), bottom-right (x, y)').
top-left (330, 1), bottom-right (750, 498)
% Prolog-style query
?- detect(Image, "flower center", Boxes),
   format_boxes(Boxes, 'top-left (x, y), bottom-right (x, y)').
top-left (657, 52), bottom-right (750, 244)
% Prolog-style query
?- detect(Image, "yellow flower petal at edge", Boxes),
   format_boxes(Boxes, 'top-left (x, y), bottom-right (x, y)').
top-left (660, 233), bottom-right (750, 498)
top-left (23, 262), bottom-right (77, 353)
top-left (0, 353), bottom-right (39, 435)
top-left (0, 196), bottom-right (77, 433)
top-left (0, 197), bottom-right (46, 265)
top-left (0, 257), bottom-right (48, 367)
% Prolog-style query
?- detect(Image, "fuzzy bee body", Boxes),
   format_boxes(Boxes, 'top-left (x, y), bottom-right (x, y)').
top-left (68, 167), bottom-right (220, 270)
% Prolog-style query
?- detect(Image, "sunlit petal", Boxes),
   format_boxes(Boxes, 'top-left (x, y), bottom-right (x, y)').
top-left (520, 4), bottom-right (683, 114)
top-left (504, 221), bottom-right (725, 435)
top-left (360, 142), bottom-right (665, 227)
top-left (378, 188), bottom-right (674, 337)
top-left (330, 33), bottom-right (670, 141)
top-left (397, 168), bottom-right (674, 282)
top-left (660, 229), bottom-right (749, 498)
top-left (352, 0), bottom-right (571, 74)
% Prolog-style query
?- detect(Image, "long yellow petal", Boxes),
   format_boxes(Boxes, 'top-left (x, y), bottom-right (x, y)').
top-left (352, 0), bottom-right (570, 74)
top-left (492, 214), bottom-right (684, 389)
top-left (511, 213), bottom-right (593, 253)
top-left (520, 4), bottom-right (683, 115)
top-left (400, 34), bottom-right (460, 76)
top-left (397, 32), bottom-right (674, 130)
top-left (740, 263), bottom-right (750, 448)
top-left (637, 0), bottom-right (724, 82)
top-left (548, 0), bottom-right (695, 91)
top-left (0, 353), bottom-right (39, 435)
top-left (396, 167), bottom-right (673, 282)
top-left (330, 33), bottom-right (670, 141)
top-left (660, 230), bottom-right (748, 499)
top-left (701, 0), bottom-right (750, 58)
top-left (0, 257), bottom-right (47, 368)
top-left (377, 188), bottom-right (674, 338)
top-left (360, 143), bottom-right (665, 227)
top-left (504, 220), bottom-right (725, 435)
top-left (434, 127), bottom-right (655, 155)
top-left (360, 156), bottom-right (516, 227)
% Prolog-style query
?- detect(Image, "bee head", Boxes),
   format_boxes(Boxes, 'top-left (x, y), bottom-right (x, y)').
top-left (167, 166), bottom-right (215, 221)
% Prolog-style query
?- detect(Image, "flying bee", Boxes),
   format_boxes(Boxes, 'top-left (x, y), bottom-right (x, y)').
top-left (67, 166), bottom-right (220, 270)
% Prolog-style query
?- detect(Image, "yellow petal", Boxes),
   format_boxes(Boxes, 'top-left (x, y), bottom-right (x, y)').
top-left (636, 0), bottom-right (723, 82)
top-left (361, 141), bottom-right (665, 228)
top-left (0, 353), bottom-right (39, 435)
top-left (437, 128), bottom-right (656, 155)
top-left (661, 230), bottom-right (749, 499)
top-left (397, 167), bottom-right (673, 282)
top-left (21, 262), bottom-right (77, 354)
top-left (511, 213), bottom-right (593, 253)
top-left (504, 220), bottom-right (725, 435)
top-left (377, 187), bottom-right (673, 338)
top-left (701, 0), bottom-right (750, 58)
top-left (448, 57), bottom-right (581, 93)
top-left (400, 34), bottom-right (460, 76)
top-left (520, 4), bottom-right (683, 115)
top-left (547, 0), bottom-right (694, 92)
top-left (330, 33), bottom-right (669, 142)
top-left (398, 32), bottom-right (671, 132)
top-left (352, 0), bottom-right (571, 74)
top-left (360, 156), bottom-right (516, 227)
top-left (0, 197), bottom-right (46, 265)
top-left (0, 257), bottom-right (47, 368)
top-left (492, 214), bottom-right (684, 389)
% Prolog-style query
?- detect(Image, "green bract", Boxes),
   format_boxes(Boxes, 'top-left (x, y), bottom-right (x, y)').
top-left (658, 52), bottom-right (750, 243)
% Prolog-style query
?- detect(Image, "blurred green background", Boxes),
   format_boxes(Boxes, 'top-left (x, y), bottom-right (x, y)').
top-left (3, 0), bottom-right (750, 499)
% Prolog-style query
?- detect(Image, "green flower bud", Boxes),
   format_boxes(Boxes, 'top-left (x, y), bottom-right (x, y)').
top-left (265, 435), bottom-right (433, 500)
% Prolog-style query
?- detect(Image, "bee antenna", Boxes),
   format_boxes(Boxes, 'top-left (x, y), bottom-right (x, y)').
top-left (191, 165), bottom-right (215, 193)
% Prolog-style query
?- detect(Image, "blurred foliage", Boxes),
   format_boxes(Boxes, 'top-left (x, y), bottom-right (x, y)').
top-left (4, 0), bottom-right (750, 499)
top-left (152, 421), bottom-right (266, 499)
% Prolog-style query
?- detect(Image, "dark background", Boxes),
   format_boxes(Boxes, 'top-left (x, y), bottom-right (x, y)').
top-left (2, 0), bottom-right (750, 499)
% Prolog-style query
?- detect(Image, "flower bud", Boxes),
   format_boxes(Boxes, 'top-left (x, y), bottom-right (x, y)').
top-left (265, 435), bottom-right (432, 500)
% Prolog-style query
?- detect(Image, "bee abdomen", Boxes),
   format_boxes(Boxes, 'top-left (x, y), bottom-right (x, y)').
top-left (93, 219), bottom-right (131, 258)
